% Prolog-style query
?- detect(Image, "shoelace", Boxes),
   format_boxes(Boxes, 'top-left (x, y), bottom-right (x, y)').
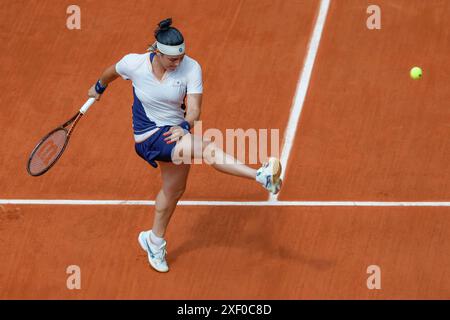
top-left (145, 237), bottom-right (167, 263)
top-left (152, 246), bottom-right (167, 264)
top-left (156, 248), bottom-right (167, 262)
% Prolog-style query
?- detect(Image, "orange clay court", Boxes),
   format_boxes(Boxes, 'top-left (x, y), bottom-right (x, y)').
top-left (0, 0), bottom-right (449, 299)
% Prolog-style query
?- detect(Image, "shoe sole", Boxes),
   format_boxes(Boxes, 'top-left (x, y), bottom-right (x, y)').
top-left (268, 157), bottom-right (282, 194)
top-left (138, 232), bottom-right (169, 273)
top-left (269, 157), bottom-right (281, 179)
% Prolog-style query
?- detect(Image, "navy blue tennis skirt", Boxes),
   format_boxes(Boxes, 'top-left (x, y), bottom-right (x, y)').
top-left (134, 126), bottom-right (177, 168)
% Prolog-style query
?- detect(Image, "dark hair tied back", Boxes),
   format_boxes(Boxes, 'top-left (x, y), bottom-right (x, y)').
top-left (154, 18), bottom-right (184, 46)
top-left (155, 18), bottom-right (172, 35)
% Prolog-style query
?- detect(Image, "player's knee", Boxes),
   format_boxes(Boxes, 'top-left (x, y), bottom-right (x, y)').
top-left (202, 139), bottom-right (216, 154)
top-left (202, 140), bottom-right (223, 164)
top-left (192, 138), bottom-right (214, 160)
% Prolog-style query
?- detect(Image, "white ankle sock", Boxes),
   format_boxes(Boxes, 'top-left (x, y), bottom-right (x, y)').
top-left (149, 230), bottom-right (165, 246)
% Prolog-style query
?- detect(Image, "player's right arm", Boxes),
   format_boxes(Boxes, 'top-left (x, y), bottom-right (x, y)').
top-left (88, 64), bottom-right (120, 101)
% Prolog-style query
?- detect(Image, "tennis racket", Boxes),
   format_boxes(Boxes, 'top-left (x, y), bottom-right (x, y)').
top-left (27, 98), bottom-right (96, 177)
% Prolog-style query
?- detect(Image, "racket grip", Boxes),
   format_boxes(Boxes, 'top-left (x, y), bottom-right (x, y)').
top-left (80, 97), bottom-right (96, 114)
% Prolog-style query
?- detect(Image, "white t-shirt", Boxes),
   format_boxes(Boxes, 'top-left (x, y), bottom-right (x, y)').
top-left (115, 53), bottom-right (203, 142)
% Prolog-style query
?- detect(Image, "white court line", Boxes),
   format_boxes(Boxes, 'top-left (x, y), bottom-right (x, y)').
top-left (270, 0), bottom-right (331, 202)
top-left (1, 199), bottom-right (449, 207)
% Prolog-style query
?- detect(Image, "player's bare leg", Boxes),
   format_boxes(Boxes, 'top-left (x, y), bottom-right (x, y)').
top-left (172, 133), bottom-right (282, 194)
top-left (138, 162), bottom-right (190, 273)
top-left (152, 162), bottom-right (190, 237)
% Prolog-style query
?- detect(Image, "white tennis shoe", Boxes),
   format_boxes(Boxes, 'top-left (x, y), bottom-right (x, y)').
top-left (256, 157), bottom-right (283, 195)
top-left (138, 231), bottom-right (169, 273)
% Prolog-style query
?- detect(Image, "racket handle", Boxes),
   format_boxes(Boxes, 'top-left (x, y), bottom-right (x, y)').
top-left (80, 97), bottom-right (96, 114)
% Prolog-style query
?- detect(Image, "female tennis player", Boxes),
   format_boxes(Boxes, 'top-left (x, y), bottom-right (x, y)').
top-left (88, 18), bottom-right (282, 272)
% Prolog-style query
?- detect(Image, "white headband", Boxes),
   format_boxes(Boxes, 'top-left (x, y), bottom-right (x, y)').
top-left (156, 41), bottom-right (185, 56)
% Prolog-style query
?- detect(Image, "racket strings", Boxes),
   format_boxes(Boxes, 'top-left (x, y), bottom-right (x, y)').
top-left (28, 129), bottom-right (68, 175)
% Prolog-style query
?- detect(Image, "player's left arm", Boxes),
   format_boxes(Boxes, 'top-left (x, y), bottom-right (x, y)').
top-left (183, 61), bottom-right (203, 129)
top-left (163, 93), bottom-right (202, 144)
top-left (184, 93), bottom-right (202, 127)
top-left (164, 62), bottom-right (203, 143)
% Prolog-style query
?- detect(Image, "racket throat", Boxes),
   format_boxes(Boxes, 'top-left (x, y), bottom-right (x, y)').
top-left (67, 113), bottom-right (83, 135)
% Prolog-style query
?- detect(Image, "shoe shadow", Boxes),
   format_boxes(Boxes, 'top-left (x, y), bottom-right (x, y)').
top-left (169, 206), bottom-right (335, 271)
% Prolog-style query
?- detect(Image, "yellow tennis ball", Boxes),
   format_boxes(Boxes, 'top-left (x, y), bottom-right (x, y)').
top-left (410, 67), bottom-right (422, 80)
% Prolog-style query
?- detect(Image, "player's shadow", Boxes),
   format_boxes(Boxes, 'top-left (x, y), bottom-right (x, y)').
top-left (169, 206), bottom-right (335, 271)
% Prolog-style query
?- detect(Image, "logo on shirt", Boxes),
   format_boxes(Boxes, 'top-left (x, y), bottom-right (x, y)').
top-left (172, 80), bottom-right (183, 87)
